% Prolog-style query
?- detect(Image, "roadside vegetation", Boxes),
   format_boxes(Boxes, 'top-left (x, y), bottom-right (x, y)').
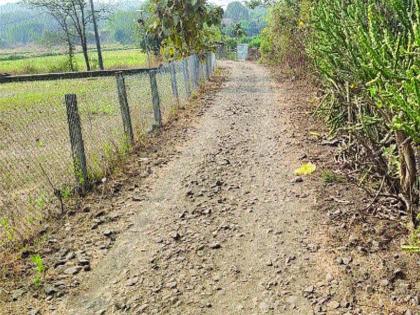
top-left (259, 0), bottom-right (419, 249)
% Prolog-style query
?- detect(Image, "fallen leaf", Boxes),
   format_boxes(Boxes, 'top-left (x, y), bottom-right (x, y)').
top-left (294, 163), bottom-right (316, 176)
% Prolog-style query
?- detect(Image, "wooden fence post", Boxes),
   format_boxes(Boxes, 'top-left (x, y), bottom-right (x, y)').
top-left (169, 62), bottom-right (179, 104)
top-left (115, 72), bottom-right (134, 145)
top-left (183, 59), bottom-right (191, 97)
top-left (148, 70), bottom-right (162, 128)
top-left (64, 94), bottom-right (89, 193)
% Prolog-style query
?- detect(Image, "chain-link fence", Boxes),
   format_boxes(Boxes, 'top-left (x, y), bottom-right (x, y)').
top-left (216, 45), bottom-right (237, 61)
top-left (0, 53), bottom-right (216, 244)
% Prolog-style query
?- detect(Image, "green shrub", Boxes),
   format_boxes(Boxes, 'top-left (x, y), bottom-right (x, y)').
top-left (260, 0), bottom-right (310, 71)
top-left (309, 0), bottom-right (419, 227)
top-left (249, 36), bottom-right (261, 48)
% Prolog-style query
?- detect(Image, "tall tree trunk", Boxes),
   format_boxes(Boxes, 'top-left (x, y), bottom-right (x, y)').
top-left (81, 37), bottom-right (90, 71)
top-left (64, 24), bottom-right (75, 71)
top-left (396, 131), bottom-right (419, 228)
top-left (89, 0), bottom-right (104, 70)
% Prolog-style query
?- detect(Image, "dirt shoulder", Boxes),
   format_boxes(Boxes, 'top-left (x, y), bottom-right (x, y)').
top-left (0, 61), bottom-right (418, 315)
top-left (273, 70), bottom-right (420, 314)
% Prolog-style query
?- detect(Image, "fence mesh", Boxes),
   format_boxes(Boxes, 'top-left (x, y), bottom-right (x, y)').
top-left (0, 53), bottom-right (216, 244)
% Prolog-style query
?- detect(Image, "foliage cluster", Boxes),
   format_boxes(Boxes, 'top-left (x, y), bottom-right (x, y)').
top-left (146, 0), bottom-right (223, 58)
top-left (259, 0), bottom-right (310, 70)
top-left (222, 1), bottom-right (267, 49)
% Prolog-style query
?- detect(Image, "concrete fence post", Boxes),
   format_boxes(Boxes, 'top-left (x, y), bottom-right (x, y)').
top-left (192, 55), bottom-right (199, 89)
top-left (196, 55), bottom-right (201, 84)
top-left (148, 70), bottom-right (162, 128)
top-left (64, 94), bottom-right (89, 193)
top-left (214, 53), bottom-right (217, 72)
top-left (169, 62), bottom-right (179, 104)
top-left (205, 53), bottom-right (210, 80)
top-left (115, 72), bottom-right (134, 145)
top-left (182, 59), bottom-right (191, 97)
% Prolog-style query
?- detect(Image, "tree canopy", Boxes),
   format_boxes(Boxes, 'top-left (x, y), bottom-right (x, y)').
top-left (224, 1), bottom-right (249, 22)
top-left (147, 0), bottom-right (223, 58)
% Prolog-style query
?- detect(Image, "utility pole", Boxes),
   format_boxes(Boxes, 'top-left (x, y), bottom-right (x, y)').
top-left (89, 0), bottom-right (104, 70)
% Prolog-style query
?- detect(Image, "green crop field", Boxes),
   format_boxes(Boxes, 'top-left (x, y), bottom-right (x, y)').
top-left (0, 49), bottom-right (148, 75)
top-left (0, 61), bottom-right (191, 240)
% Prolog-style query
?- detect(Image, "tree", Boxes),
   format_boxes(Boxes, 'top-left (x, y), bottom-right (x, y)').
top-left (224, 1), bottom-right (249, 22)
top-left (147, 0), bottom-right (223, 58)
top-left (67, 0), bottom-right (92, 70)
top-left (23, 0), bottom-right (77, 71)
top-left (89, 0), bottom-right (104, 70)
top-left (24, 0), bottom-right (108, 71)
top-left (137, 1), bottom-right (164, 57)
top-left (231, 22), bottom-right (245, 39)
top-left (106, 10), bottom-right (137, 45)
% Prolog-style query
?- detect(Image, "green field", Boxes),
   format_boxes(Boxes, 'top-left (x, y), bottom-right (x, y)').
top-left (0, 49), bottom-right (148, 75)
top-left (0, 62), bottom-right (190, 233)
top-left (0, 54), bottom-right (209, 243)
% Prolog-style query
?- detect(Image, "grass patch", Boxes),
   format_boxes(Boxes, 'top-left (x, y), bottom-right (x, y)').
top-left (0, 49), bottom-right (147, 75)
top-left (321, 169), bottom-right (344, 184)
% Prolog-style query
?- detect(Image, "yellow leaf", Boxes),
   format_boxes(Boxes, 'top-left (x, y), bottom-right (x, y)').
top-left (309, 131), bottom-right (321, 138)
top-left (294, 163), bottom-right (317, 176)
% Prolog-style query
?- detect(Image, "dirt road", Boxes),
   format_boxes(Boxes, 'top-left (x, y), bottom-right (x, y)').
top-left (3, 61), bottom-right (418, 315)
top-left (34, 61), bottom-right (319, 314)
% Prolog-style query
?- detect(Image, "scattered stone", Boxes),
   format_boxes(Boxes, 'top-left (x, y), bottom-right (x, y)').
top-left (65, 251), bottom-right (75, 261)
top-left (78, 258), bottom-right (90, 266)
top-left (44, 285), bottom-right (57, 296)
top-left (64, 266), bottom-right (82, 275)
top-left (103, 230), bottom-right (114, 237)
top-left (166, 281), bottom-right (177, 289)
top-left (348, 234), bottom-right (358, 244)
top-left (392, 269), bottom-right (406, 281)
top-left (82, 206), bottom-right (91, 213)
top-left (209, 242), bottom-right (221, 249)
top-left (54, 260), bottom-right (66, 268)
top-left (286, 256), bottom-right (296, 264)
top-left (326, 273), bottom-right (334, 282)
top-left (291, 177), bottom-right (303, 183)
top-left (126, 277), bottom-right (139, 287)
top-left (170, 232), bottom-right (181, 241)
top-left (11, 289), bottom-right (25, 301)
top-left (303, 285), bottom-right (314, 293)
top-left (327, 300), bottom-right (340, 309)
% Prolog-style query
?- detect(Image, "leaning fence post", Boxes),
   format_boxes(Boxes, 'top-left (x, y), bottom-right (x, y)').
top-left (148, 70), bottom-right (162, 128)
top-left (115, 72), bottom-right (134, 145)
top-left (183, 59), bottom-right (191, 97)
top-left (169, 62), bottom-right (179, 104)
top-left (64, 94), bottom-right (88, 193)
